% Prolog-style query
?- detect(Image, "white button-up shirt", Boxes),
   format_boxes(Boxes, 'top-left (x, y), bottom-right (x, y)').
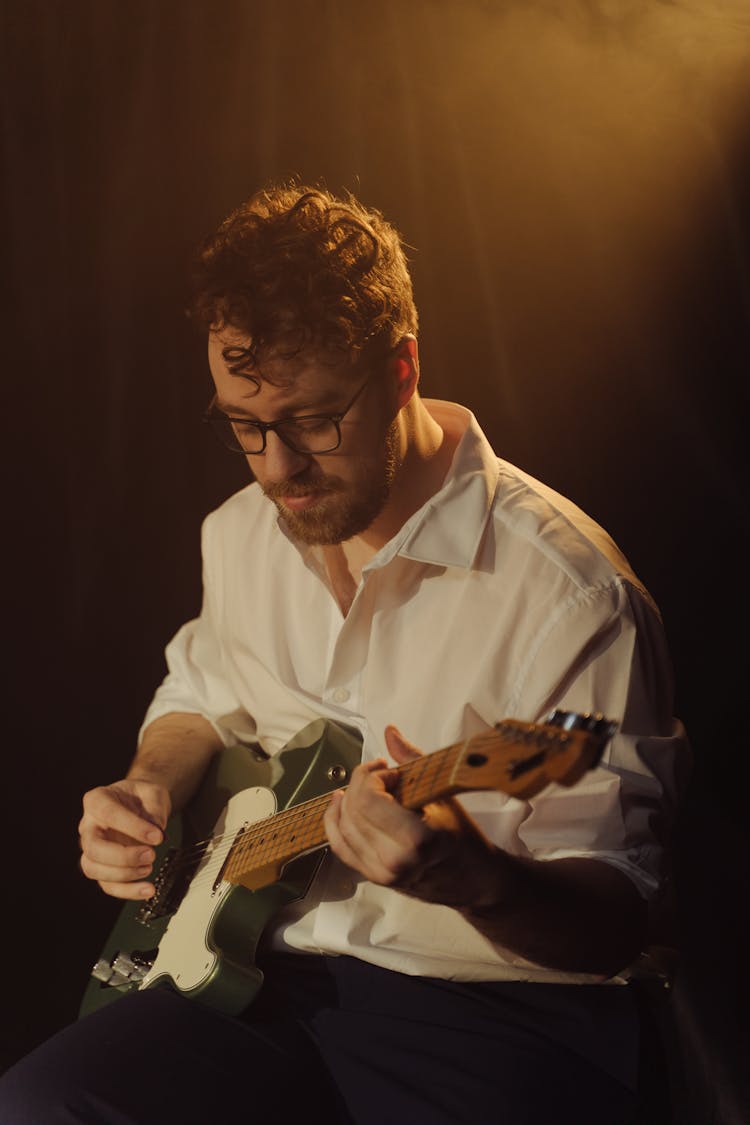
top-left (142, 401), bottom-right (687, 984)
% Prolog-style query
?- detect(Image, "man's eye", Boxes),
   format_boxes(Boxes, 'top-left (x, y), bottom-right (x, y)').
top-left (230, 419), bottom-right (262, 435)
top-left (285, 418), bottom-right (332, 436)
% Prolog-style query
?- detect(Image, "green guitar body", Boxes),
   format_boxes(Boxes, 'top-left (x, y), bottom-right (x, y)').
top-left (80, 719), bottom-right (362, 1019)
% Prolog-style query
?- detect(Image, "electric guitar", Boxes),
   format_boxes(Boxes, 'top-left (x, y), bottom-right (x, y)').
top-left (80, 710), bottom-right (616, 1019)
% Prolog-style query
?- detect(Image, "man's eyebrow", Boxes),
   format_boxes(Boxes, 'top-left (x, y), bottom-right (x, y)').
top-left (214, 396), bottom-right (339, 418)
top-left (214, 398), bottom-right (259, 418)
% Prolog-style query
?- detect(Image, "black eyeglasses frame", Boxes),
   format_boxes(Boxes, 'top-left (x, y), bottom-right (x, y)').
top-left (202, 373), bottom-right (373, 456)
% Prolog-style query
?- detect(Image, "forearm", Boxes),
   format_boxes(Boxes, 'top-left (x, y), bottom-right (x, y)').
top-left (459, 851), bottom-right (647, 976)
top-left (326, 734), bottom-right (649, 977)
top-left (408, 795), bottom-right (647, 975)
top-left (128, 712), bottom-right (224, 814)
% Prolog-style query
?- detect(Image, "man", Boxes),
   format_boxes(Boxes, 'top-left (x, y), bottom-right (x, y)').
top-left (0, 185), bottom-right (686, 1123)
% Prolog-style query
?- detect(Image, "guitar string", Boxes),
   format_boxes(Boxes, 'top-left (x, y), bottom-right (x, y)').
top-left (162, 772), bottom-right (389, 894)
top-left (144, 731), bottom-right (566, 899)
top-left (136, 756), bottom-right (402, 900)
top-left (148, 746), bottom-right (469, 901)
top-left (164, 786), bottom-right (335, 858)
top-left (160, 743), bottom-right (462, 871)
top-left (156, 789), bottom-right (334, 877)
top-left (158, 753), bottom-right (441, 895)
top-left (160, 723), bottom-right (533, 871)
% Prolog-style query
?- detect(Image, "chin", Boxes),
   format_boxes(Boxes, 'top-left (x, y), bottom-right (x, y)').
top-left (279, 490), bottom-right (389, 546)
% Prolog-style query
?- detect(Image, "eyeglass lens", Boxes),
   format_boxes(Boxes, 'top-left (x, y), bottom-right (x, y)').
top-left (210, 414), bottom-right (341, 454)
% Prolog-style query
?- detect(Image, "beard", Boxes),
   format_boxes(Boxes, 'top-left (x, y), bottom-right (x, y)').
top-left (261, 420), bottom-right (401, 546)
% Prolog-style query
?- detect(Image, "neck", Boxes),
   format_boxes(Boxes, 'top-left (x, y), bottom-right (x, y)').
top-left (360, 395), bottom-right (458, 550)
top-left (322, 397), bottom-right (459, 604)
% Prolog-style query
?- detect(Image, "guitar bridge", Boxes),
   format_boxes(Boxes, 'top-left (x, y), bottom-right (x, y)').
top-left (135, 844), bottom-right (206, 924)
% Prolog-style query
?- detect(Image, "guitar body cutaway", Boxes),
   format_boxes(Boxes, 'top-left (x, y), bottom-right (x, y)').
top-left (79, 719), bottom-right (362, 1018)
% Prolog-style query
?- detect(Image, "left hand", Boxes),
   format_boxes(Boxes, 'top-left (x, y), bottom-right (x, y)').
top-left (323, 726), bottom-right (502, 908)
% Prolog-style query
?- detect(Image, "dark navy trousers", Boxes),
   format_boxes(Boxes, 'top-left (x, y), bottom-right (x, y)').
top-left (0, 954), bottom-right (639, 1124)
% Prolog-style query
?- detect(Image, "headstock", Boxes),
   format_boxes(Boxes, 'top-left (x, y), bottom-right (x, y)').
top-left (450, 711), bottom-right (617, 800)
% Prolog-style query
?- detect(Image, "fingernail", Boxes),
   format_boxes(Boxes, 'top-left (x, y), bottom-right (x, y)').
top-left (139, 885), bottom-right (154, 898)
top-left (146, 829), bottom-right (161, 844)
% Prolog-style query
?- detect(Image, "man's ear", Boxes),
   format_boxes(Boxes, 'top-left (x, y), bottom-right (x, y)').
top-left (390, 335), bottom-right (420, 409)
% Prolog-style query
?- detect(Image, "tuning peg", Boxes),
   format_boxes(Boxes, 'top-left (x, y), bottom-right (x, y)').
top-left (546, 710), bottom-right (618, 742)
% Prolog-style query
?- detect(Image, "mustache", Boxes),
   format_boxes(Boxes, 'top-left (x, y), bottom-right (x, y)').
top-left (262, 475), bottom-right (342, 500)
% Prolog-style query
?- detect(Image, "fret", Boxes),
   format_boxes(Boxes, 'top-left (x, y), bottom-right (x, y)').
top-left (222, 718), bottom-right (608, 890)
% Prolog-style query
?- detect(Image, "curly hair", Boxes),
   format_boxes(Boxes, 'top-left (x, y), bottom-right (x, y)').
top-left (189, 184), bottom-right (418, 378)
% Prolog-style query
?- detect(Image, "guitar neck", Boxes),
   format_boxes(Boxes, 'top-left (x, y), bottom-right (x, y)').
top-left (222, 740), bottom-right (467, 890)
top-left (222, 716), bottom-right (610, 892)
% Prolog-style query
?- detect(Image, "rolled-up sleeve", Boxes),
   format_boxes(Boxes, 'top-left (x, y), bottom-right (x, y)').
top-left (138, 514), bottom-right (254, 747)
top-left (513, 578), bottom-right (690, 899)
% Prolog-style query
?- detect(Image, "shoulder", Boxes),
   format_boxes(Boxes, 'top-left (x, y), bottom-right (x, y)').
top-left (201, 482), bottom-right (275, 552)
top-left (488, 459), bottom-right (653, 606)
top-left (206, 481), bottom-right (266, 521)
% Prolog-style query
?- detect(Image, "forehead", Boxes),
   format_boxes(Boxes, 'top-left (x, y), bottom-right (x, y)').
top-left (207, 328), bottom-right (357, 411)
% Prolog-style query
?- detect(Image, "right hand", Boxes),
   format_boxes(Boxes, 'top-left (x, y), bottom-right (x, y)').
top-left (78, 779), bottom-right (172, 900)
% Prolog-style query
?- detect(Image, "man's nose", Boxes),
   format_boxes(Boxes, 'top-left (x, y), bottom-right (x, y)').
top-left (257, 430), bottom-right (313, 483)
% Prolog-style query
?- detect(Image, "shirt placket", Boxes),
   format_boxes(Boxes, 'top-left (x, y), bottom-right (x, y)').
top-left (318, 570), bottom-right (380, 742)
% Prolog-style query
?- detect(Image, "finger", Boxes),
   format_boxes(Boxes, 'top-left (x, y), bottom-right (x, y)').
top-left (81, 789), bottom-right (164, 845)
top-left (325, 792), bottom-right (398, 883)
top-left (82, 833), bottom-right (156, 872)
top-left (344, 759), bottom-right (390, 802)
top-left (344, 763), bottom-right (425, 842)
top-left (338, 785), bottom-right (432, 882)
top-left (384, 725), bottom-right (423, 765)
top-left (97, 878), bottom-right (156, 902)
top-left (126, 781), bottom-right (171, 833)
top-left (421, 798), bottom-right (469, 836)
top-left (323, 792), bottom-right (356, 866)
top-left (351, 795), bottom-right (427, 854)
top-left (80, 852), bottom-right (155, 885)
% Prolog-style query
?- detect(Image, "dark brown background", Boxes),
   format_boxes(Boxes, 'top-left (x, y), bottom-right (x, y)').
top-left (2, 2), bottom-right (748, 1119)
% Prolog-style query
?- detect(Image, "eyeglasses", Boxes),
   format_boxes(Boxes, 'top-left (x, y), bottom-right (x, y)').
top-left (202, 374), bottom-right (372, 455)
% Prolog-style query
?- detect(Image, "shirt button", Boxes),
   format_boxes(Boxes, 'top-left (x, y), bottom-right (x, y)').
top-left (331, 687), bottom-right (350, 703)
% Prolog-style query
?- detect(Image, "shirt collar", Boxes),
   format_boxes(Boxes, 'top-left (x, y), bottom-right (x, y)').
top-left (277, 400), bottom-right (500, 573)
top-left (365, 401), bottom-right (500, 572)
